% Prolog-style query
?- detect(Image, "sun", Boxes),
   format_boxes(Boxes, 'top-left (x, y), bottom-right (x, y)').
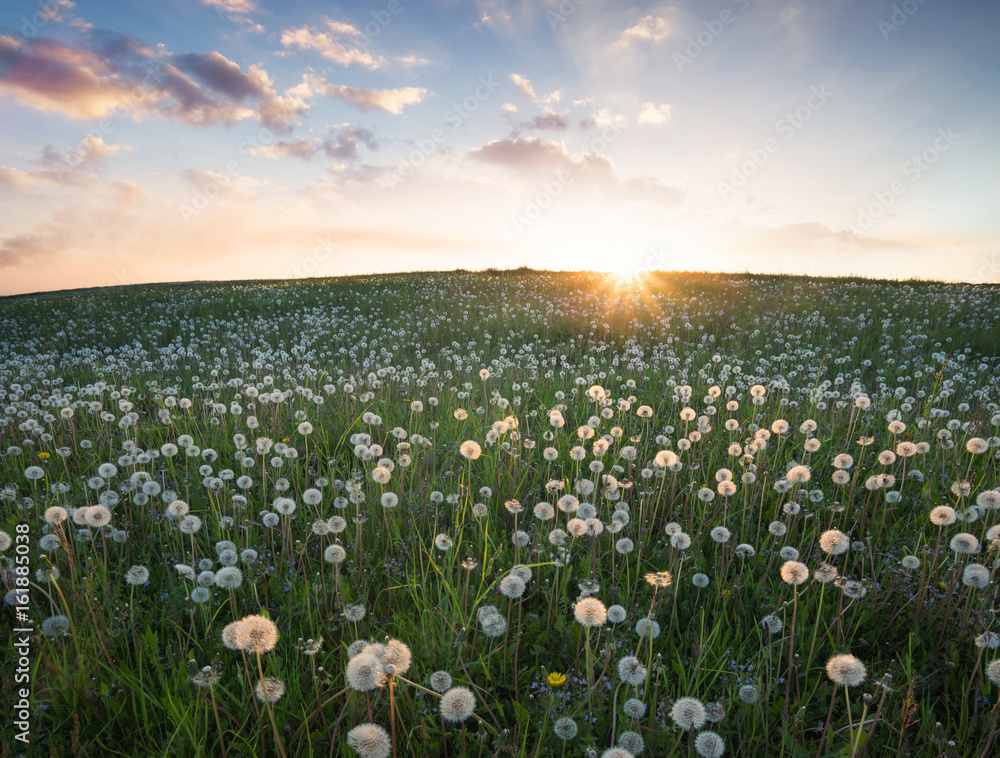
top-left (610, 263), bottom-right (644, 285)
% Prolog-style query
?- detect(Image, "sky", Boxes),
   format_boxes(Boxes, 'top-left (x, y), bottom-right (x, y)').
top-left (1, 0), bottom-right (998, 295)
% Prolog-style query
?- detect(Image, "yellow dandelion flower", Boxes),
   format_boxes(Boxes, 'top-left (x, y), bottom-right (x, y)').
top-left (547, 672), bottom-right (566, 688)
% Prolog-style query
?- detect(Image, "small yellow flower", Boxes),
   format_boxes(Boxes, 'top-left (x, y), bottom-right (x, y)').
top-left (546, 672), bottom-right (566, 688)
top-left (721, 589), bottom-right (732, 598)
top-left (282, 438), bottom-right (290, 443)
top-left (38, 452), bottom-right (50, 460)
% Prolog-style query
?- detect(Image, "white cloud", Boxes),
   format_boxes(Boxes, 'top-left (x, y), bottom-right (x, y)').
top-left (397, 54), bottom-right (432, 68)
top-left (200, 0), bottom-right (257, 12)
top-left (299, 75), bottom-right (428, 114)
top-left (637, 103), bottom-right (671, 125)
top-left (614, 15), bottom-right (671, 48)
top-left (511, 73), bottom-right (537, 101)
top-left (589, 108), bottom-right (628, 130)
top-left (511, 74), bottom-right (560, 104)
top-left (280, 20), bottom-right (386, 69)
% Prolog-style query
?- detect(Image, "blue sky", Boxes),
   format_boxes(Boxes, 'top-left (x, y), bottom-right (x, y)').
top-left (1, 0), bottom-right (998, 294)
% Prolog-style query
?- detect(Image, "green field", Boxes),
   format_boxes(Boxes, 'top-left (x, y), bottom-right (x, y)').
top-left (2, 270), bottom-right (1000, 758)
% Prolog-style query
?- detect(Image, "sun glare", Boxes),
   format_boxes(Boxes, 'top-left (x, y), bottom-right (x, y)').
top-left (611, 265), bottom-right (644, 285)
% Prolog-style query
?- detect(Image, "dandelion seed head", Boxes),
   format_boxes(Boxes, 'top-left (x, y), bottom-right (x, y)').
top-left (124, 565), bottom-right (149, 586)
top-left (930, 505), bottom-right (957, 526)
top-left (819, 529), bottom-right (850, 555)
top-left (440, 686), bottom-right (476, 723)
top-left (553, 716), bottom-right (578, 739)
top-left (343, 603), bottom-right (366, 622)
top-left (761, 614), bottom-right (783, 634)
top-left (987, 660), bottom-right (1000, 686)
top-left (842, 580), bottom-right (867, 599)
top-left (635, 617), bottom-right (660, 640)
top-left (617, 656), bottom-right (647, 686)
top-left (962, 563), bottom-right (990, 588)
top-left (346, 652), bottom-right (385, 692)
top-left (42, 615), bottom-right (71, 637)
top-left (710, 526), bottom-right (731, 543)
top-left (429, 671), bottom-right (452, 693)
top-left (826, 654), bottom-right (866, 686)
top-left (950, 533), bottom-right (980, 554)
top-left (254, 677), bottom-right (285, 703)
top-left (233, 615), bottom-right (279, 654)
top-left (574, 597), bottom-right (607, 627)
top-left (814, 563), bottom-right (839, 583)
top-left (695, 730), bottom-right (725, 758)
top-left (738, 685), bottom-right (759, 704)
top-left (623, 698), bottom-right (646, 719)
top-left (975, 632), bottom-right (1000, 649)
top-left (346, 722), bottom-right (391, 758)
top-left (780, 560), bottom-right (809, 585)
top-left (670, 697), bottom-right (707, 730)
top-left (381, 639), bottom-right (412, 675)
top-left (617, 730), bottom-right (644, 755)
top-left (459, 440), bottom-right (482, 460)
top-left (215, 566), bottom-right (243, 589)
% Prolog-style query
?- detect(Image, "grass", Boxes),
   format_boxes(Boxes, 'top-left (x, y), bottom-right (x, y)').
top-left (1, 269), bottom-right (999, 757)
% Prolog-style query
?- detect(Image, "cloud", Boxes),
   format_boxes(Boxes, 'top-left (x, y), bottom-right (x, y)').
top-left (621, 177), bottom-right (685, 206)
top-left (499, 102), bottom-right (517, 113)
top-left (637, 103), bottom-right (671, 125)
top-left (256, 92), bottom-right (310, 132)
top-left (324, 126), bottom-right (380, 160)
top-left (250, 139), bottom-right (320, 161)
top-left (0, 136), bottom-right (129, 194)
top-left (199, 0), bottom-right (263, 32)
top-left (580, 108), bottom-right (628, 130)
top-left (0, 182), bottom-right (500, 290)
top-left (510, 73), bottom-right (560, 105)
top-left (475, 0), bottom-right (515, 32)
top-left (469, 137), bottom-right (576, 174)
top-left (0, 35), bottom-right (308, 130)
top-left (87, 29), bottom-right (155, 62)
top-left (468, 137), bottom-right (684, 207)
top-left (114, 181), bottom-right (145, 204)
top-left (154, 63), bottom-right (257, 125)
top-left (172, 52), bottom-right (271, 101)
top-left (615, 15), bottom-right (671, 47)
top-left (397, 55), bottom-right (432, 68)
top-left (248, 126), bottom-right (379, 161)
top-left (200, 0), bottom-right (257, 12)
top-left (736, 220), bottom-right (907, 252)
top-left (0, 233), bottom-right (56, 267)
top-left (41, 134), bottom-right (130, 172)
top-left (0, 167), bottom-right (35, 193)
top-left (301, 74), bottom-right (427, 114)
top-left (473, 0), bottom-right (554, 38)
top-left (180, 168), bottom-right (266, 194)
top-left (510, 109), bottom-right (569, 136)
top-left (0, 36), bottom-right (149, 119)
top-left (20, 1), bottom-right (93, 34)
top-left (511, 73), bottom-right (537, 101)
top-left (280, 20), bottom-right (386, 69)
top-left (469, 137), bottom-right (617, 188)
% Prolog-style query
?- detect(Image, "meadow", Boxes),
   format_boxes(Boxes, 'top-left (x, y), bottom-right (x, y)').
top-left (1, 269), bottom-right (999, 758)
